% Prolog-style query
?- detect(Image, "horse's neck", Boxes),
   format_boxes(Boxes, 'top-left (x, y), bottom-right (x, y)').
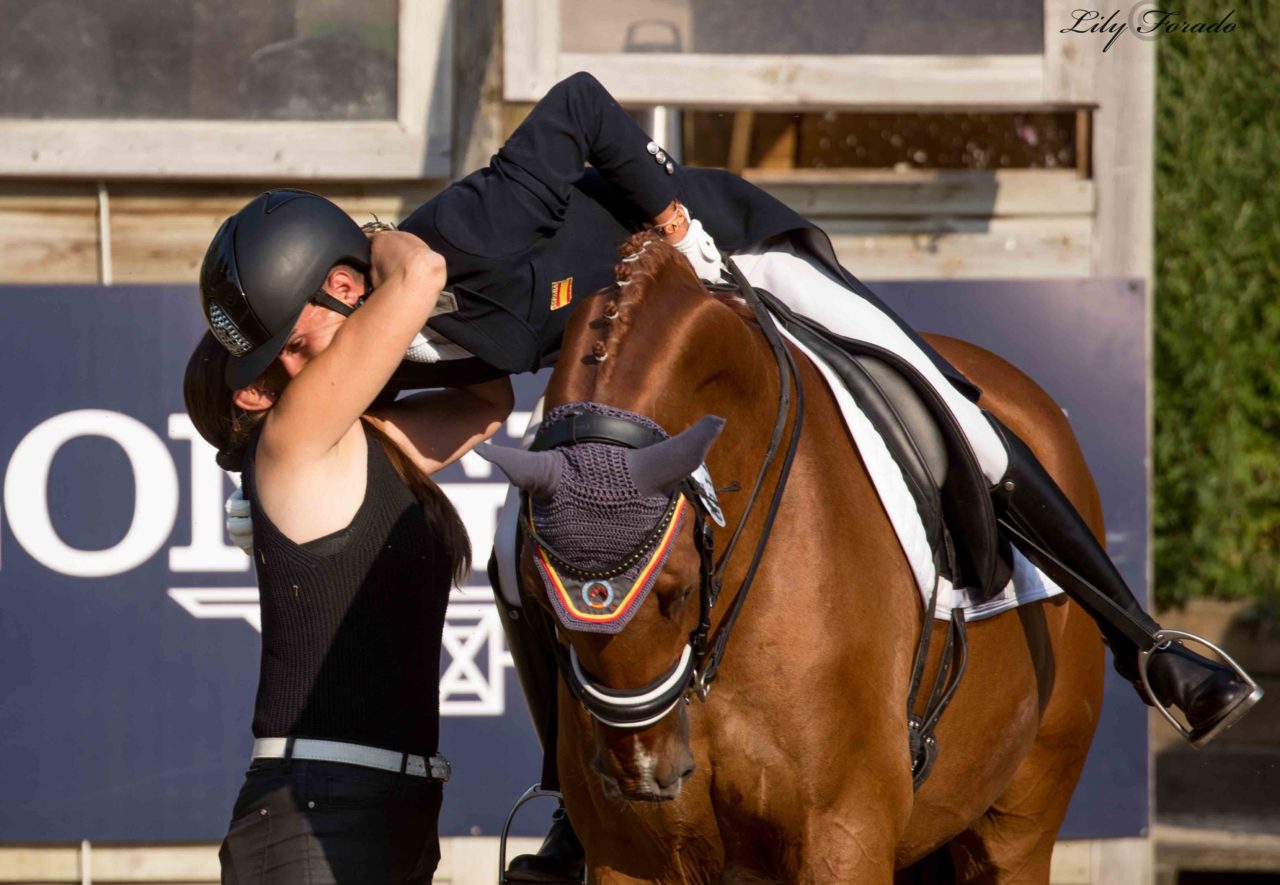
top-left (566, 284), bottom-right (772, 427)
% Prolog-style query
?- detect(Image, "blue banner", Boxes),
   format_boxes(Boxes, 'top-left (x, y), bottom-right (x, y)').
top-left (0, 280), bottom-right (1146, 842)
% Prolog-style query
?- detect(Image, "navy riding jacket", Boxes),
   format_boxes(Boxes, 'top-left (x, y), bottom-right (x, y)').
top-left (394, 72), bottom-right (965, 393)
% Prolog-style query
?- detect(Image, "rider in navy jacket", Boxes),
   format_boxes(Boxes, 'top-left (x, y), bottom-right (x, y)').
top-left (392, 71), bottom-right (974, 397)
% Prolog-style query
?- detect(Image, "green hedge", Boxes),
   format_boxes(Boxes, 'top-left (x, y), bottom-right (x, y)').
top-left (1154, 0), bottom-right (1280, 609)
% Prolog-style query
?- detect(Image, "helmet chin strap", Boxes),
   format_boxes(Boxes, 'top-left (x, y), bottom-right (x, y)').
top-left (311, 275), bottom-right (372, 317)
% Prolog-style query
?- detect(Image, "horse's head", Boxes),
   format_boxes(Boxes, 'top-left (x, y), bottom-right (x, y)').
top-left (483, 413), bottom-right (723, 800)
top-left (482, 234), bottom-right (778, 803)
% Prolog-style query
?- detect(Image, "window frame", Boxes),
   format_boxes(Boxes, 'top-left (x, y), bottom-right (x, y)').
top-left (0, 0), bottom-right (453, 180)
top-left (504, 0), bottom-right (1096, 109)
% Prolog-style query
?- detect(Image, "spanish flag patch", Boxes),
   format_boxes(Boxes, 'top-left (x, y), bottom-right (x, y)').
top-left (550, 277), bottom-right (573, 311)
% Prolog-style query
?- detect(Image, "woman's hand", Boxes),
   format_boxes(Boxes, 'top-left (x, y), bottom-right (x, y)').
top-left (651, 200), bottom-right (689, 245)
top-left (652, 202), bottom-right (726, 283)
top-left (368, 230), bottom-right (446, 293)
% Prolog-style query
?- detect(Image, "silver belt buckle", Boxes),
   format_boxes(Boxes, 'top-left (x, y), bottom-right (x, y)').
top-left (429, 753), bottom-right (452, 782)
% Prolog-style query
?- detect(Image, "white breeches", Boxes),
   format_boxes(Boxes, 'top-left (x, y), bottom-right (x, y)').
top-left (730, 243), bottom-right (1010, 484)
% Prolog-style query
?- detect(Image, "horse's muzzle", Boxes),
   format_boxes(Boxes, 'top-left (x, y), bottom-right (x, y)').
top-left (591, 722), bottom-right (696, 803)
top-left (594, 763), bottom-right (694, 803)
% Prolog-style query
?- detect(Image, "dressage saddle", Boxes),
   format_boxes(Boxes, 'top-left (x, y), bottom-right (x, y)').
top-left (751, 288), bottom-right (1012, 602)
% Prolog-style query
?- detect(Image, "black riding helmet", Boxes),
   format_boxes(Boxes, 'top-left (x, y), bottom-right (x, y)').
top-left (199, 189), bottom-right (371, 390)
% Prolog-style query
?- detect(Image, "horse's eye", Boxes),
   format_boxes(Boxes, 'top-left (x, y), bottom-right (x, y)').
top-left (659, 584), bottom-right (694, 618)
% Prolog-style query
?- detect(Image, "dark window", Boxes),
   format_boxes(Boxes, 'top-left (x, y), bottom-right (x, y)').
top-left (562, 0), bottom-right (1044, 56)
top-left (0, 0), bottom-right (398, 120)
top-left (684, 110), bottom-right (1079, 171)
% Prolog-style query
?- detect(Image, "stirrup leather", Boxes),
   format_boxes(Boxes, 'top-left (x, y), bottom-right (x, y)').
top-left (1138, 629), bottom-right (1263, 748)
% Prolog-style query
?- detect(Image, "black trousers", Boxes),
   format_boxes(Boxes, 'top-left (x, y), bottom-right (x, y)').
top-left (219, 759), bottom-right (443, 884)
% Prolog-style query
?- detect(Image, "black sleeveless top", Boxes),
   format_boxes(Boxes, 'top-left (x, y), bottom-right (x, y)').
top-left (242, 424), bottom-right (451, 755)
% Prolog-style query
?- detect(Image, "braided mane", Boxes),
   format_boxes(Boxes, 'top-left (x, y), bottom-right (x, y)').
top-left (611, 232), bottom-right (754, 322)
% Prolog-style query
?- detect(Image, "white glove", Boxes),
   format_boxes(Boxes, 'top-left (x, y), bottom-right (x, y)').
top-left (225, 486), bottom-right (254, 555)
top-left (671, 208), bottom-right (726, 283)
top-left (404, 328), bottom-right (474, 363)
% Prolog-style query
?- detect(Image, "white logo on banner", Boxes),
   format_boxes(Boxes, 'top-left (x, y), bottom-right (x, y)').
top-left (0, 410), bottom-right (534, 717)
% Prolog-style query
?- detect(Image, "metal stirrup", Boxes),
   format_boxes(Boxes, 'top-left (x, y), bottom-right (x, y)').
top-left (1138, 629), bottom-right (1261, 746)
top-left (497, 785), bottom-right (584, 885)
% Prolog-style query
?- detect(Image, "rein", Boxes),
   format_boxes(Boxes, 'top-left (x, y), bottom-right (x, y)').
top-left (526, 259), bottom-right (805, 729)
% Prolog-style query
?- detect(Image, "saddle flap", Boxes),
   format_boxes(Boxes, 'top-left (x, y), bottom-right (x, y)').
top-left (757, 291), bottom-right (1010, 600)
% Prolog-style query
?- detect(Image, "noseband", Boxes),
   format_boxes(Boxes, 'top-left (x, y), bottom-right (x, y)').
top-left (522, 263), bottom-right (805, 731)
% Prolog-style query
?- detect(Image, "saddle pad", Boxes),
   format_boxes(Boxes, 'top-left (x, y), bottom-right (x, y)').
top-left (777, 326), bottom-right (1066, 621)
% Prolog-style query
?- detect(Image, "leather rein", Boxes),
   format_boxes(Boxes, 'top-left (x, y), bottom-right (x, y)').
top-left (523, 260), bottom-right (805, 730)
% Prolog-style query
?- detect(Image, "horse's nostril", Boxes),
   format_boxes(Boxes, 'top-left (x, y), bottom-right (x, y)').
top-left (655, 760), bottom-right (696, 791)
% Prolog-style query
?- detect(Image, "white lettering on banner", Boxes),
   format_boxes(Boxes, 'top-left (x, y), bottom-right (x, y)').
top-left (458, 450), bottom-right (493, 479)
top-left (445, 482), bottom-right (508, 576)
top-left (1, 410), bottom-right (519, 716)
top-left (168, 587), bottom-right (263, 631)
top-left (439, 599), bottom-right (514, 715)
top-left (4, 410), bottom-right (179, 578)
top-left (167, 415), bottom-right (249, 573)
top-left (168, 586), bottom-right (514, 715)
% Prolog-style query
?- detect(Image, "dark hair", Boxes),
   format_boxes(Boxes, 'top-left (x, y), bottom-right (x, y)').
top-left (184, 332), bottom-right (259, 471)
top-left (362, 419), bottom-right (471, 584)
top-left (182, 331), bottom-right (471, 583)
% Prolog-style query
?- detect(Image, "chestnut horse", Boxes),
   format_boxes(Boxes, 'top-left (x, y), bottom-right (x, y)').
top-left (500, 236), bottom-right (1105, 884)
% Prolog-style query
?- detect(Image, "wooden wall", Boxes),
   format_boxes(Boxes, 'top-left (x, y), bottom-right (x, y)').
top-left (0, 168), bottom-right (1092, 286)
top-left (0, 182), bottom-right (442, 285)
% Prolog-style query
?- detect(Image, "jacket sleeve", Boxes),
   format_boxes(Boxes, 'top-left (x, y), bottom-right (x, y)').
top-left (431, 72), bottom-right (678, 258)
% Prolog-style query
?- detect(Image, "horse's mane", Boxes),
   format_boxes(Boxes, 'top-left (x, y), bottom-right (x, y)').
top-left (612, 231), bottom-right (756, 323)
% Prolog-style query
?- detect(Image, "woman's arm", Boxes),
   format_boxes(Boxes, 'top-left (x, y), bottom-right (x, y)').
top-left (366, 377), bottom-right (515, 476)
top-left (259, 231), bottom-right (446, 466)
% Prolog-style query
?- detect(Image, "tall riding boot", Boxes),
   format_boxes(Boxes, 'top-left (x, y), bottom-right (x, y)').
top-left (991, 421), bottom-right (1262, 747)
top-left (490, 554), bottom-right (586, 884)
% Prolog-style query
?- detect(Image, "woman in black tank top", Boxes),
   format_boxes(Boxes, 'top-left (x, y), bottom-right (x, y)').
top-left (185, 228), bottom-right (512, 884)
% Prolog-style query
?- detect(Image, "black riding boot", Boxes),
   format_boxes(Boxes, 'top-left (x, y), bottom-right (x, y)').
top-left (991, 421), bottom-right (1262, 747)
top-left (490, 554), bottom-right (586, 884)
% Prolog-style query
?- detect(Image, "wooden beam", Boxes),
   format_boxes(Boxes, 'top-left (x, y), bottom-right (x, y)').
top-left (829, 217), bottom-right (1092, 280)
top-left (104, 184), bottom-right (442, 284)
top-left (553, 53), bottom-right (1048, 109)
top-left (0, 121), bottom-right (445, 180)
top-left (1043, 0), bottom-right (1100, 104)
top-left (452, 0), bottom-right (505, 177)
top-left (0, 184), bottom-right (101, 284)
top-left (726, 111), bottom-right (755, 175)
top-left (502, 0), bottom-right (560, 100)
top-left (745, 169), bottom-right (1094, 218)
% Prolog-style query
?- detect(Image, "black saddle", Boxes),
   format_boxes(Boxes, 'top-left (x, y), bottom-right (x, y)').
top-left (750, 288), bottom-right (1012, 601)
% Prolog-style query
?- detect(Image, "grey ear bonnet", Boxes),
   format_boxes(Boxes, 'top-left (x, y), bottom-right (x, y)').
top-left (478, 402), bottom-right (725, 633)
top-left (479, 403), bottom-right (671, 571)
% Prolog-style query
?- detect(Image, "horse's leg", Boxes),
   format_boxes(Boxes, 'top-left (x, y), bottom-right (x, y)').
top-left (945, 601), bottom-right (1102, 884)
top-left (791, 798), bottom-right (905, 885)
top-left (926, 336), bottom-right (1106, 884)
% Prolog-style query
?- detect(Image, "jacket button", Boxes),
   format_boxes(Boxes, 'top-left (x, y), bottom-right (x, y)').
top-left (655, 150), bottom-right (667, 164)
top-left (665, 161), bottom-right (675, 174)
top-left (646, 141), bottom-right (659, 155)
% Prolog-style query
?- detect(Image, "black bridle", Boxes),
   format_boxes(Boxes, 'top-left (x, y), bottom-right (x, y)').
top-left (522, 260), bottom-right (806, 730)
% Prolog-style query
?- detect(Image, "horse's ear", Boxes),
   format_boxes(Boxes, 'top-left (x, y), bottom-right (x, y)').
top-left (628, 416), bottom-right (726, 498)
top-left (476, 444), bottom-right (562, 500)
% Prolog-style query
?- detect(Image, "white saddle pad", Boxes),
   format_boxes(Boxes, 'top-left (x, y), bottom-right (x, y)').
top-left (728, 243), bottom-right (1065, 623)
